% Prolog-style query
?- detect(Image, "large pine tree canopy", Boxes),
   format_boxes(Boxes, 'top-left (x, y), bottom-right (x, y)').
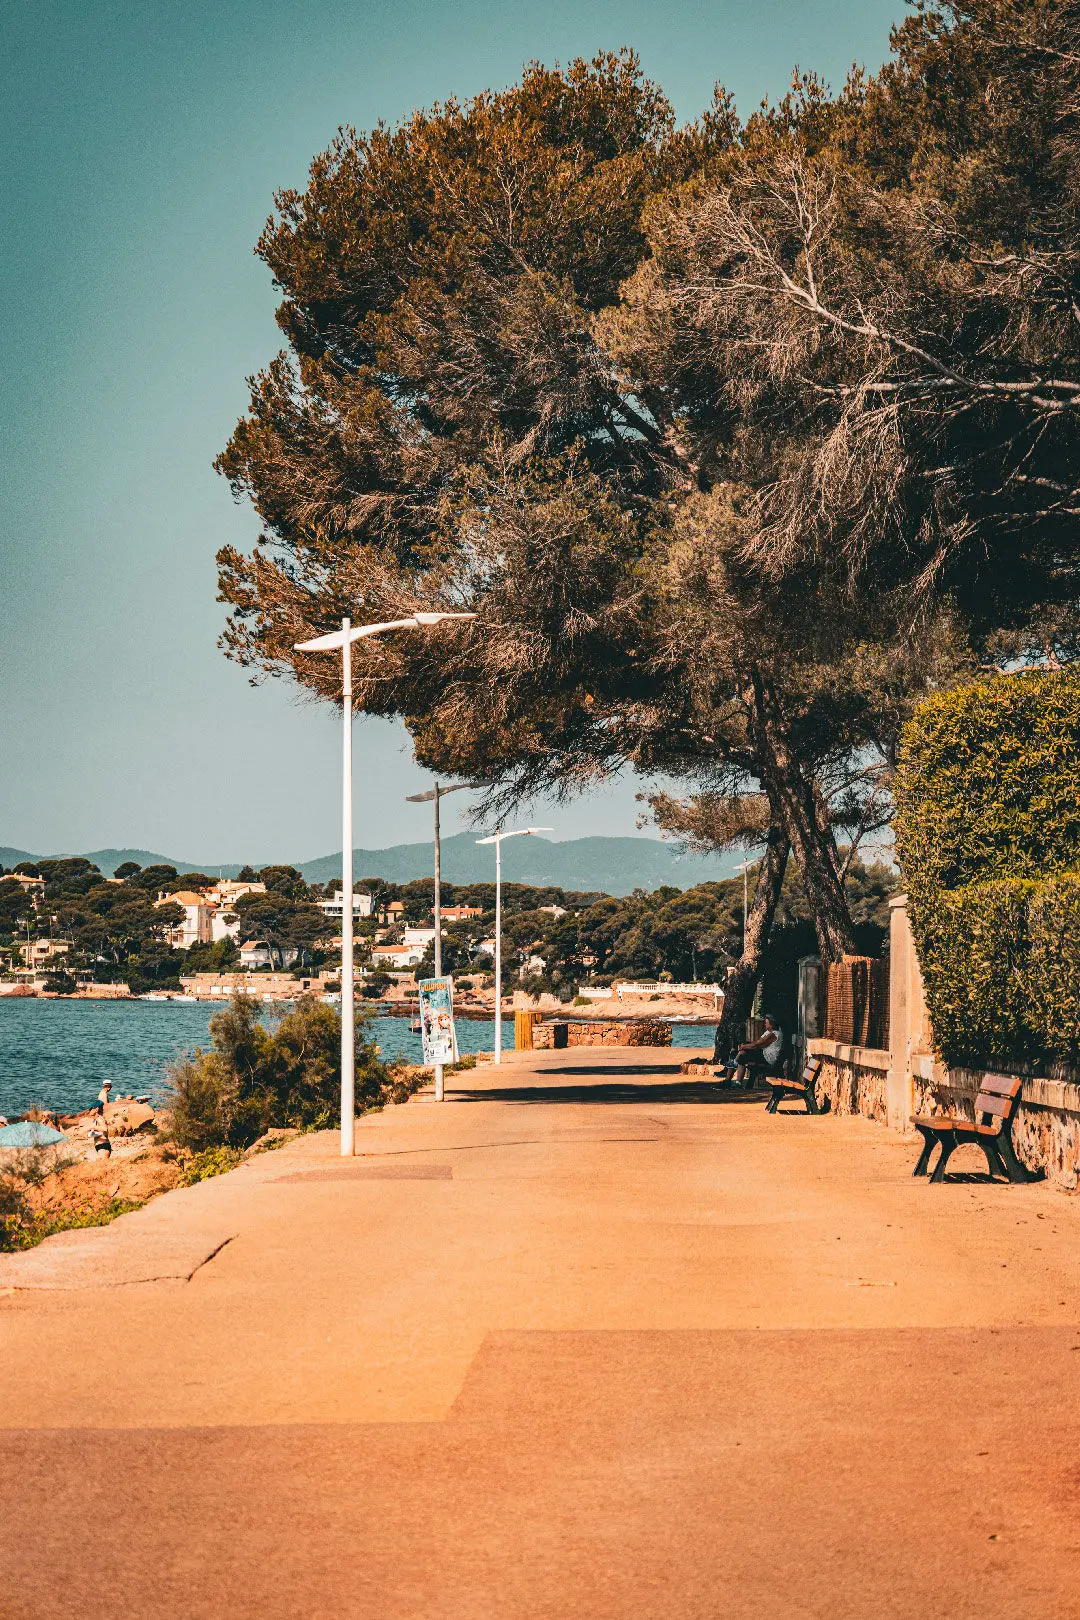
top-left (215, 4), bottom-right (1080, 969)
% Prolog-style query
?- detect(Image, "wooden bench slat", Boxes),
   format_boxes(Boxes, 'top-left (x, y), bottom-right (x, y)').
top-left (975, 1093), bottom-right (1012, 1119)
top-left (981, 1073), bottom-right (1023, 1098)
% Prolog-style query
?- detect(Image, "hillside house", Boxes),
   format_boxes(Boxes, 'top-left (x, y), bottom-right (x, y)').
top-left (239, 941), bottom-right (299, 970)
top-left (19, 938), bottom-right (71, 969)
top-left (439, 905), bottom-right (483, 923)
top-left (205, 879), bottom-right (266, 908)
top-left (154, 890), bottom-right (215, 950)
top-left (8, 874), bottom-right (45, 905)
top-left (317, 892), bottom-right (374, 921)
top-left (371, 941), bottom-right (425, 969)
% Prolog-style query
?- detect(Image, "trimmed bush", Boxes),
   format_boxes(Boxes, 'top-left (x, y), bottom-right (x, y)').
top-left (895, 671), bottom-right (1080, 891)
top-left (895, 672), bottom-right (1080, 1069)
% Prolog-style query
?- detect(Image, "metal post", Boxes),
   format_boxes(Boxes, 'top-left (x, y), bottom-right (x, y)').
top-left (296, 610), bottom-right (476, 1152)
top-left (433, 783), bottom-right (443, 1102)
top-left (494, 831), bottom-right (503, 1065)
top-left (340, 617), bottom-right (355, 1156)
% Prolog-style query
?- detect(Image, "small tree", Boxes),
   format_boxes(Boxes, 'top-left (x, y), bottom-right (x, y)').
top-left (168, 993), bottom-right (391, 1148)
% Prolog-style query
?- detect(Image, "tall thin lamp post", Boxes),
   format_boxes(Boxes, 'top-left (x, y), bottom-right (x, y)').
top-left (295, 611), bottom-right (475, 1154)
top-left (405, 780), bottom-right (471, 1101)
top-left (475, 827), bottom-right (552, 1064)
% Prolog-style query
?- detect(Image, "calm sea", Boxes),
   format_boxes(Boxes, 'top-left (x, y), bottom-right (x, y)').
top-left (0, 1001), bottom-right (715, 1118)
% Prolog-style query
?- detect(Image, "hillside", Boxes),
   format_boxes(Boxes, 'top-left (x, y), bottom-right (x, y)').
top-left (2, 835), bottom-right (740, 896)
top-left (303, 833), bottom-right (740, 893)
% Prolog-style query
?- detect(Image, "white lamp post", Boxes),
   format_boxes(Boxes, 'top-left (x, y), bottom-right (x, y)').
top-left (405, 780), bottom-right (471, 1101)
top-left (296, 611), bottom-right (475, 1154)
top-left (475, 826), bottom-right (552, 1064)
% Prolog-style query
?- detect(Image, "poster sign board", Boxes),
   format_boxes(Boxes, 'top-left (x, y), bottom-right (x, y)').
top-left (418, 976), bottom-right (458, 1067)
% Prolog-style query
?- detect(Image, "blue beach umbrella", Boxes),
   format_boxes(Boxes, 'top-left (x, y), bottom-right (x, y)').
top-left (0, 1121), bottom-right (66, 1148)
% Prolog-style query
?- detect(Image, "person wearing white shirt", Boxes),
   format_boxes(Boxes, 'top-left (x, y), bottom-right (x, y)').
top-left (723, 1013), bottom-right (784, 1088)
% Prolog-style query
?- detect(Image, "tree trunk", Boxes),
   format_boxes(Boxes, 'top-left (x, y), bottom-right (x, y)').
top-left (748, 667), bottom-right (857, 963)
top-left (712, 825), bottom-right (790, 1062)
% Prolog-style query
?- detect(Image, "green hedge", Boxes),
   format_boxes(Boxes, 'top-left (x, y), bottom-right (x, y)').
top-left (894, 673), bottom-right (1080, 1069)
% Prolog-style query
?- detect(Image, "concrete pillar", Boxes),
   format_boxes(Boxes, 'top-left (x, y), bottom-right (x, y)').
top-left (888, 894), bottom-right (934, 1133)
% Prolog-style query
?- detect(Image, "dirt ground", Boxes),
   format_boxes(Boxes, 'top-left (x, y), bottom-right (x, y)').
top-left (1, 1045), bottom-right (1078, 1618)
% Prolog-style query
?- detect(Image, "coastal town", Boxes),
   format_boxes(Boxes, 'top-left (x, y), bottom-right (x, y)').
top-left (0, 852), bottom-right (784, 1019)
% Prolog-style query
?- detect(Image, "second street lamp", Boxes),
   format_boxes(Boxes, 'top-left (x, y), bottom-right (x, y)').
top-left (295, 610), bottom-right (475, 1155)
top-left (405, 779), bottom-right (471, 1101)
top-left (475, 826), bottom-right (552, 1065)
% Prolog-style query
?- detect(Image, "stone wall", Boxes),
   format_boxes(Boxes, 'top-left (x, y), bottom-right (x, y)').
top-left (807, 1041), bottom-right (889, 1122)
top-left (533, 1019), bottom-right (672, 1050)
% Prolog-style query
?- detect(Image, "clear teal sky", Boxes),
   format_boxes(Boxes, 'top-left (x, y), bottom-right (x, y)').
top-left (1, 0), bottom-right (906, 863)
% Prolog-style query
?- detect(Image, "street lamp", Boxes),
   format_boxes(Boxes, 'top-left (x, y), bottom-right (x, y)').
top-left (295, 610), bottom-right (475, 1154)
top-left (475, 826), bottom-right (552, 1065)
top-left (405, 780), bottom-right (472, 1101)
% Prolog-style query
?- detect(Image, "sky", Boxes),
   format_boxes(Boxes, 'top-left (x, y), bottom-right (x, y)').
top-left (1, 0), bottom-right (906, 864)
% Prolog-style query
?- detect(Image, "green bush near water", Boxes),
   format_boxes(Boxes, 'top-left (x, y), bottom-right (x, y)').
top-left (895, 673), bottom-right (1080, 1069)
top-left (168, 993), bottom-right (393, 1151)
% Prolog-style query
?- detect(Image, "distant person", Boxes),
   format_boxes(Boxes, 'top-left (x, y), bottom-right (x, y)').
top-left (89, 1122), bottom-right (112, 1158)
top-left (97, 1081), bottom-right (112, 1112)
top-left (722, 1013), bottom-right (784, 1088)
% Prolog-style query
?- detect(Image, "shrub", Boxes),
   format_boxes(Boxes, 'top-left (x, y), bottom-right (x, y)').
top-left (895, 671), bottom-right (1080, 891)
top-left (895, 672), bottom-right (1080, 1068)
top-left (169, 1054), bottom-right (240, 1152)
top-left (0, 1173), bottom-right (31, 1252)
top-left (166, 993), bottom-right (392, 1150)
top-left (179, 1145), bottom-right (244, 1185)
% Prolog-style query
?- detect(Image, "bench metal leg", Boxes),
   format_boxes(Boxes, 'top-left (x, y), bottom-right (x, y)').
top-left (912, 1129), bottom-right (936, 1177)
top-left (929, 1132), bottom-right (959, 1183)
top-left (996, 1134), bottom-right (1037, 1183)
top-left (804, 1086), bottom-right (820, 1115)
top-left (977, 1138), bottom-right (1006, 1180)
top-left (765, 1087), bottom-right (781, 1114)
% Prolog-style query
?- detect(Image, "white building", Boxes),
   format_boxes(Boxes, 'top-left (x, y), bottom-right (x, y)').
top-left (370, 942), bottom-right (426, 969)
top-left (317, 892), bottom-right (373, 921)
top-left (205, 879), bottom-right (266, 908)
top-left (8, 874), bottom-right (45, 905)
top-left (403, 926), bottom-right (437, 948)
top-left (154, 890), bottom-right (215, 950)
top-left (239, 941), bottom-right (298, 970)
top-left (19, 938), bottom-right (72, 968)
top-left (211, 909), bottom-right (242, 944)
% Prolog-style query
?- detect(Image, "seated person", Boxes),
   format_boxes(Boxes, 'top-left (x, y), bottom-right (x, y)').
top-left (722, 1013), bottom-right (784, 1087)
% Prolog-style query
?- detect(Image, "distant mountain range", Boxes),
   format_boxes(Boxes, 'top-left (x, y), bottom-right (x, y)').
top-left (1, 834), bottom-right (741, 898)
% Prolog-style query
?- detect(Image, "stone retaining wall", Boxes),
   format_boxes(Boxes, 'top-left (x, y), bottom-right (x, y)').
top-left (807, 1040), bottom-right (889, 1122)
top-left (533, 1019), bottom-right (672, 1050)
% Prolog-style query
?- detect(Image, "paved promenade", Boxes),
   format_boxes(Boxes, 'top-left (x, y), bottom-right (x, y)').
top-left (2, 1045), bottom-right (1079, 1618)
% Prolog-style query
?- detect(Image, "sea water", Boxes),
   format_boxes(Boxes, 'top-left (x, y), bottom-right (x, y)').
top-left (0, 1000), bottom-right (715, 1118)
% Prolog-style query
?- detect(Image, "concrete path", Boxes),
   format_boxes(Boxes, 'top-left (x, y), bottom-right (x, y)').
top-left (2, 1046), bottom-right (1079, 1617)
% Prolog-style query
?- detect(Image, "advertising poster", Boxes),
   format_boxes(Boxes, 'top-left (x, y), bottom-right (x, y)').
top-left (418, 976), bottom-right (458, 1067)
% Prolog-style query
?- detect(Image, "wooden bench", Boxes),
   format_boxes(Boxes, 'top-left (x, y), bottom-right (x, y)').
top-left (910, 1072), bottom-right (1037, 1183)
top-left (765, 1056), bottom-right (823, 1115)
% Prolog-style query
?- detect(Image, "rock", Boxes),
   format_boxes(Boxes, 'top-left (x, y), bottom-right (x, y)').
top-left (102, 1102), bottom-right (156, 1137)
